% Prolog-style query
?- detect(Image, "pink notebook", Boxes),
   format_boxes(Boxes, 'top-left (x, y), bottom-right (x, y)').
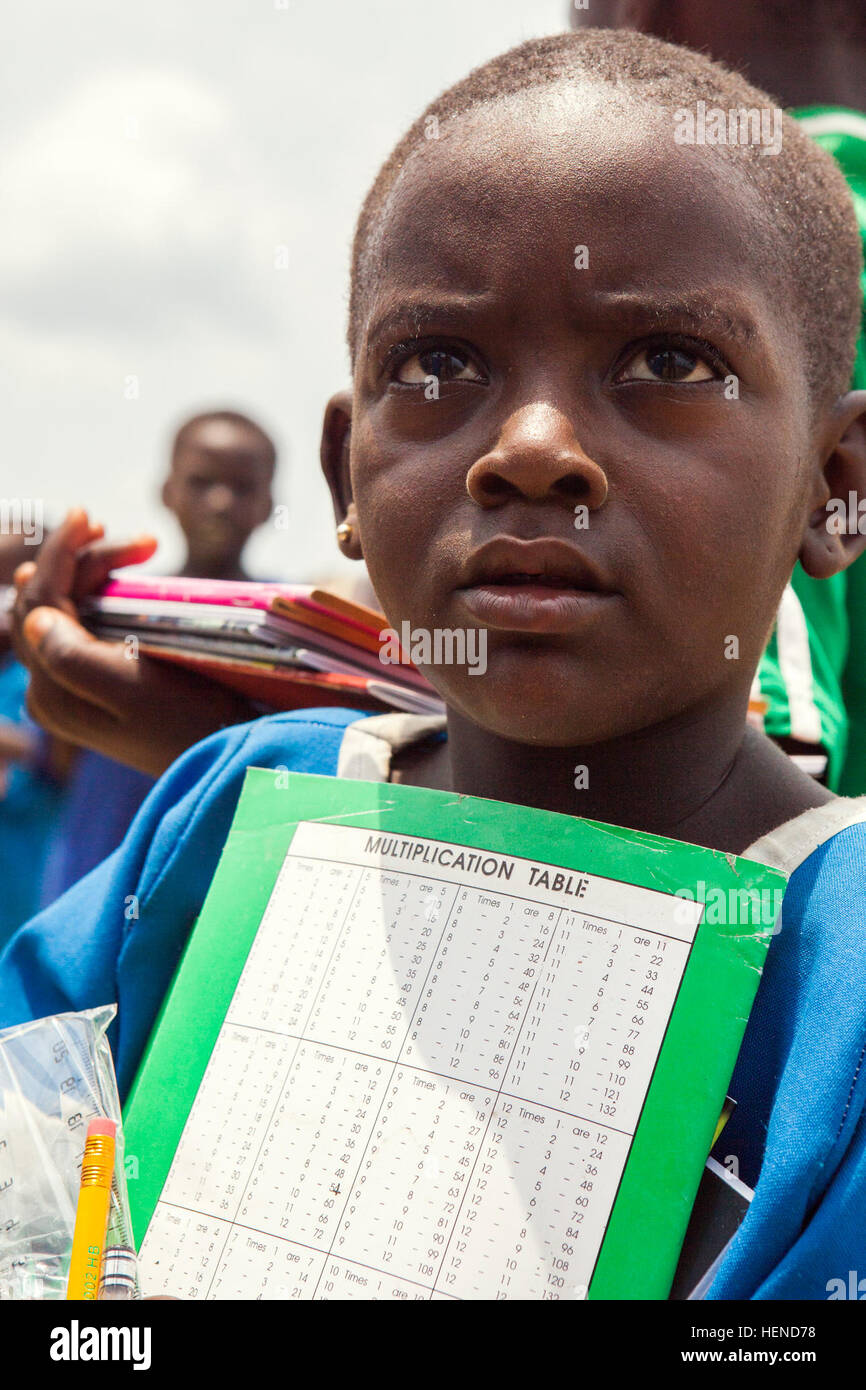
top-left (101, 576), bottom-right (383, 638)
top-left (94, 575), bottom-right (430, 691)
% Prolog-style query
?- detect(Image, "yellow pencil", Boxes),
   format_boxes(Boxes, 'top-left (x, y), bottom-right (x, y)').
top-left (66, 1117), bottom-right (117, 1300)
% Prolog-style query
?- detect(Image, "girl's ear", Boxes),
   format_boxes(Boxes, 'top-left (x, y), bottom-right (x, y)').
top-left (320, 390), bottom-right (363, 559)
top-left (800, 391), bottom-right (866, 580)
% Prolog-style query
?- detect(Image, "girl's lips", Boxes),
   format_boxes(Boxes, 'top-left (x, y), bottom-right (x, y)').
top-left (457, 581), bottom-right (616, 634)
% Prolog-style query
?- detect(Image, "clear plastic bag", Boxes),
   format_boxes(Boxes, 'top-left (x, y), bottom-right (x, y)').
top-left (0, 1005), bottom-right (139, 1300)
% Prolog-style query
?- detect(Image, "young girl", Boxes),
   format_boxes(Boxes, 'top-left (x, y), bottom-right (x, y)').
top-left (4, 29), bottom-right (866, 1299)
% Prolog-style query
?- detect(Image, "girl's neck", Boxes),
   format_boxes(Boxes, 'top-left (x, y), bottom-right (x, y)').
top-left (435, 703), bottom-right (831, 855)
top-left (179, 557), bottom-right (249, 583)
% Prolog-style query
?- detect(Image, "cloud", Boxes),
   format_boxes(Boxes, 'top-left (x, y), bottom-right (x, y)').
top-left (0, 69), bottom-right (288, 337)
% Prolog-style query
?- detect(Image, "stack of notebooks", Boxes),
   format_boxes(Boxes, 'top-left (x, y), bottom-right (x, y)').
top-left (81, 576), bottom-right (444, 717)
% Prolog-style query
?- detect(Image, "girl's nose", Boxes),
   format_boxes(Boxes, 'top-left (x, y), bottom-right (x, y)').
top-left (207, 485), bottom-right (235, 515)
top-left (465, 403), bottom-right (608, 510)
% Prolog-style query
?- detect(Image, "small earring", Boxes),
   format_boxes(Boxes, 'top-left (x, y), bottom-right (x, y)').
top-left (336, 522), bottom-right (353, 544)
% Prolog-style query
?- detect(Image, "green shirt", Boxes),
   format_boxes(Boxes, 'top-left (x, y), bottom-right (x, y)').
top-left (754, 107), bottom-right (866, 791)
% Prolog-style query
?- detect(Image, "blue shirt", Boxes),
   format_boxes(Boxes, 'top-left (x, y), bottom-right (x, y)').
top-left (708, 823), bottom-right (866, 1299)
top-left (0, 656), bottom-right (63, 948)
top-left (38, 751), bottom-right (154, 906)
top-left (0, 704), bottom-right (864, 1301)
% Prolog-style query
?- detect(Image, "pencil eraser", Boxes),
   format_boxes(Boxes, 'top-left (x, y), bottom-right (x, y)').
top-left (86, 1117), bottom-right (117, 1138)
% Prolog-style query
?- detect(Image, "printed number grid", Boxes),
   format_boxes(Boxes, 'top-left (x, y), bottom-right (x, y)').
top-left (139, 841), bottom-right (690, 1300)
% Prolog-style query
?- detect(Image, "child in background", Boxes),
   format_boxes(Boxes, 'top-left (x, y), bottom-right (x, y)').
top-left (161, 410), bottom-right (276, 584)
top-left (34, 410), bottom-right (277, 900)
top-left (571, 0), bottom-right (866, 794)
top-left (3, 31), bottom-right (866, 1298)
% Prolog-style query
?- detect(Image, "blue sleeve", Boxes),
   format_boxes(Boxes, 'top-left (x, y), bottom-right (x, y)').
top-left (709, 821), bottom-right (866, 1299)
top-left (0, 707), bottom-right (362, 1099)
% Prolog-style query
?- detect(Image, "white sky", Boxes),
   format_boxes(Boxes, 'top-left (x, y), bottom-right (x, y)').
top-left (2, 0), bottom-right (569, 586)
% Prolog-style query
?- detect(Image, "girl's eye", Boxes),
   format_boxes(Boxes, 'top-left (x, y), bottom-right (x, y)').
top-left (393, 347), bottom-right (484, 386)
top-left (617, 346), bottom-right (717, 384)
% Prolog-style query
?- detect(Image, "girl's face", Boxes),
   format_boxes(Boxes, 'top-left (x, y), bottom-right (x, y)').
top-left (335, 93), bottom-right (835, 748)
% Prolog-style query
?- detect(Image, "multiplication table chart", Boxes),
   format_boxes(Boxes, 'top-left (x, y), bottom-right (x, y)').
top-left (138, 819), bottom-right (707, 1300)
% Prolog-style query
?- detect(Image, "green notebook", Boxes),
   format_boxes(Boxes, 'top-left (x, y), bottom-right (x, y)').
top-left (123, 770), bottom-right (785, 1301)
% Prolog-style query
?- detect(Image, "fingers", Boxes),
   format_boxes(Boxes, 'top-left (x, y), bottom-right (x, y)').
top-left (22, 608), bottom-right (134, 717)
top-left (13, 510), bottom-right (103, 623)
top-left (13, 507), bottom-right (156, 611)
top-left (11, 510), bottom-right (157, 669)
top-left (13, 561), bottom-right (36, 588)
top-left (69, 534), bottom-right (158, 601)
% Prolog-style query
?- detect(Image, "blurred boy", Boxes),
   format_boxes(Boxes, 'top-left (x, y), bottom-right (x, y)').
top-left (162, 410), bottom-right (276, 582)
